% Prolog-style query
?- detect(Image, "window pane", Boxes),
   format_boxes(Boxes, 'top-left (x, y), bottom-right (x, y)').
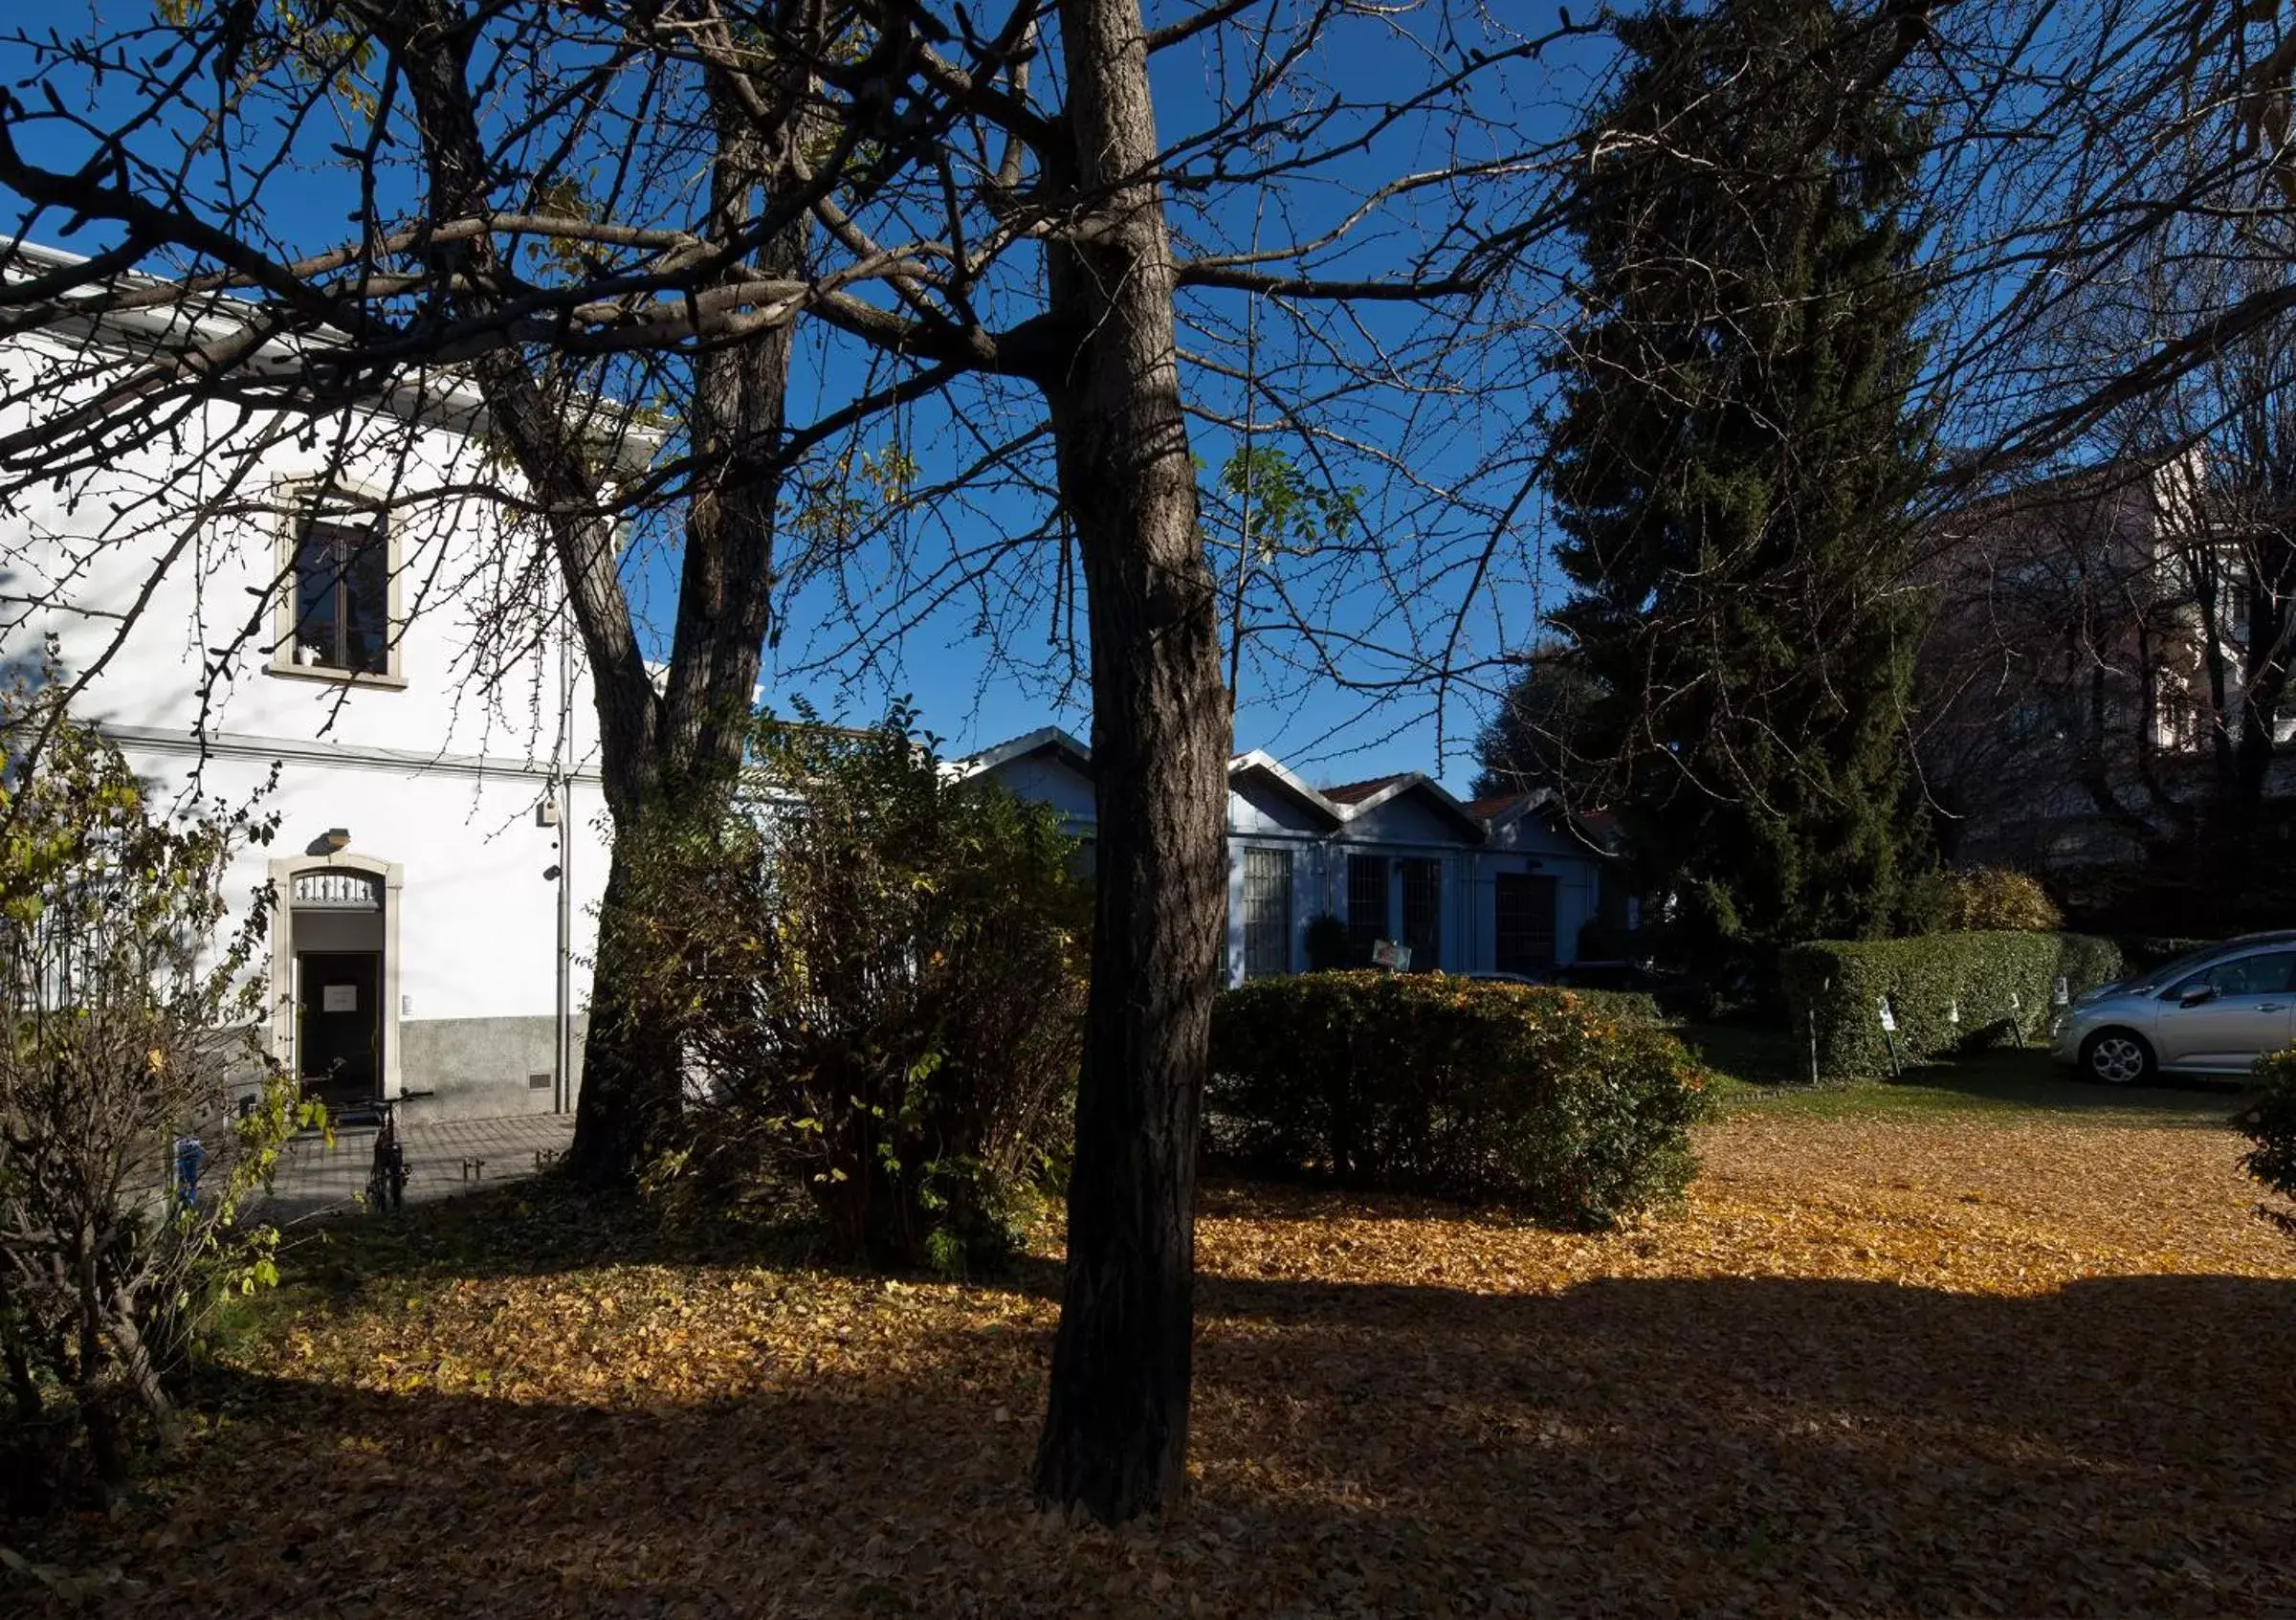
top-left (292, 527), bottom-right (340, 666)
top-left (1346, 854), bottom-right (1388, 964)
top-left (291, 513), bottom-right (386, 673)
top-left (1493, 874), bottom-right (1557, 974)
top-left (2214, 952), bottom-right (2296, 996)
top-left (341, 522), bottom-right (388, 674)
top-left (1242, 848), bottom-right (1292, 980)
top-left (1400, 857), bottom-right (1441, 970)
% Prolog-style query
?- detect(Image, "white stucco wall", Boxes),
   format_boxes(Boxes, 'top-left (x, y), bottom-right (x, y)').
top-left (0, 330), bottom-right (613, 1111)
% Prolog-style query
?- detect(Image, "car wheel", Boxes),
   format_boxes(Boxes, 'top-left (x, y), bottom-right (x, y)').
top-left (2080, 1029), bottom-right (2154, 1086)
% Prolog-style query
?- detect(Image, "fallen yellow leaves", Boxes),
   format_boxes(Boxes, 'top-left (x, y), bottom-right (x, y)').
top-left (8, 1111), bottom-right (2295, 1616)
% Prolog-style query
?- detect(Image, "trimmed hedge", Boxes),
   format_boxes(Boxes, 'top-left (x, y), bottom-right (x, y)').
top-left (1555, 985), bottom-right (1664, 1025)
top-left (1207, 971), bottom-right (1706, 1228)
top-left (1780, 931), bottom-right (2123, 1079)
top-left (2236, 1046), bottom-right (2296, 1238)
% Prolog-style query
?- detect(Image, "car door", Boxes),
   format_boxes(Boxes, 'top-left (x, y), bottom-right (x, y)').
top-left (2152, 949), bottom-right (2296, 1072)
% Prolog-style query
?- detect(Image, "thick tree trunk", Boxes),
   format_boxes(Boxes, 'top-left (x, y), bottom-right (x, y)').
top-left (567, 75), bottom-right (799, 1188)
top-left (567, 814), bottom-right (687, 1186)
top-left (1029, 0), bottom-right (1229, 1525)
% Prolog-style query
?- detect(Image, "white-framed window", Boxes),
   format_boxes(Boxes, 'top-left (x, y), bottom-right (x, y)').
top-left (272, 486), bottom-right (403, 685)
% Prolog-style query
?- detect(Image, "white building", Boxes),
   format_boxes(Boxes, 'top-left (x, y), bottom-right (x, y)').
top-left (1, 244), bottom-right (629, 1121)
top-left (961, 727), bottom-right (1627, 984)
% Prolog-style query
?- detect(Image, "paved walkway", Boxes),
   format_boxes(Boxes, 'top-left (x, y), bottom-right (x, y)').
top-left (258, 1113), bottom-right (575, 1223)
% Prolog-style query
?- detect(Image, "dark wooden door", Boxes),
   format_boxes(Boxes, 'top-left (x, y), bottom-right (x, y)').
top-left (299, 951), bottom-right (381, 1098)
top-left (1493, 874), bottom-right (1558, 973)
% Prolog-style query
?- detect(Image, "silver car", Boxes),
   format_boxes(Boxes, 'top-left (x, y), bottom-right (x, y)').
top-left (2052, 932), bottom-right (2296, 1083)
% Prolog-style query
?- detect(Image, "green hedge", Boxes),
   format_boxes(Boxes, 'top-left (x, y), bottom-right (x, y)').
top-left (1207, 971), bottom-right (1706, 1228)
top-left (1780, 931), bottom-right (2123, 1079)
top-left (2236, 1047), bottom-right (2296, 1237)
top-left (1556, 985), bottom-right (1663, 1024)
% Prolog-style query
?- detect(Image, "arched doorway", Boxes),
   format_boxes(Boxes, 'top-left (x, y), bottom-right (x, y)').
top-left (270, 853), bottom-right (404, 1104)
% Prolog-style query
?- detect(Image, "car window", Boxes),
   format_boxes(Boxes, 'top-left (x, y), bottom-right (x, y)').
top-left (2171, 951), bottom-right (2296, 999)
top-left (2144, 938), bottom-right (2296, 988)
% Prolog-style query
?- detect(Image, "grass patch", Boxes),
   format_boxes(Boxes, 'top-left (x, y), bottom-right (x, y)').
top-left (1683, 1025), bottom-right (2255, 1124)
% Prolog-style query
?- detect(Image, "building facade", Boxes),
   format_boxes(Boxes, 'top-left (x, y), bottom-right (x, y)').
top-left (1917, 458), bottom-right (2296, 873)
top-left (1, 252), bottom-right (625, 1121)
top-left (962, 727), bottom-right (1621, 985)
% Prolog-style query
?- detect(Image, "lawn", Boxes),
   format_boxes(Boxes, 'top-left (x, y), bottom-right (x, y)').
top-left (8, 1080), bottom-right (2296, 1616)
top-left (1687, 1026), bottom-right (2261, 1122)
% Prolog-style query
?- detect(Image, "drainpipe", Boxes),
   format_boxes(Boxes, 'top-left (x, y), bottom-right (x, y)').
top-left (553, 598), bottom-right (574, 1115)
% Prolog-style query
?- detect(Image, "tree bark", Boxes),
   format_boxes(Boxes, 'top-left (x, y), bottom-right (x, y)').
top-left (1029, 0), bottom-right (1229, 1525)
top-left (570, 70), bottom-right (799, 1187)
top-left (375, 0), bottom-right (802, 1187)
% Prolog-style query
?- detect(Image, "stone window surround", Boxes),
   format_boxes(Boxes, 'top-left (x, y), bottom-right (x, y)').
top-left (267, 477), bottom-right (408, 690)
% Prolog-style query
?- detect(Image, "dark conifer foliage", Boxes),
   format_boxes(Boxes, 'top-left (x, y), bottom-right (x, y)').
top-left (1542, 0), bottom-right (1938, 957)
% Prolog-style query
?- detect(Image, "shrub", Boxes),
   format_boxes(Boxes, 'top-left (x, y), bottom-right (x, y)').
top-left (632, 706), bottom-right (1087, 1274)
top-left (1207, 971), bottom-right (1705, 1228)
top-left (1780, 931), bottom-right (2122, 1079)
top-left (0, 688), bottom-right (310, 1508)
top-left (1903, 867), bottom-right (2064, 933)
top-left (2236, 1048), bottom-right (2296, 1237)
top-left (1558, 986), bottom-right (1664, 1024)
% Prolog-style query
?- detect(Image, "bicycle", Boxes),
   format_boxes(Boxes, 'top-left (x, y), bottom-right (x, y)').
top-left (365, 1096), bottom-right (408, 1211)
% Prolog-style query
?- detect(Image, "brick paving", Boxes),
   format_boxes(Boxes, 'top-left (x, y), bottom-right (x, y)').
top-left (258, 1113), bottom-right (575, 1223)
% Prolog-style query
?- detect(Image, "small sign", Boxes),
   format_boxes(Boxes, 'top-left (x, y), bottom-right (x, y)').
top-left (1876, 996), bottom-right (1897, 1033)
top-left (322, 984), bottom-right (359, 1013)
top-left (2052, 975), bottom-right (2070, 1008)
top-left (1370, 940), bottom-right (1412, 971)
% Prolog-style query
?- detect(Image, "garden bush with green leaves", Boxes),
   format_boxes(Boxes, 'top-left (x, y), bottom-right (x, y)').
top-left (2237, 1047), bottom-right (2296, 1237)
top-left (0, 683), bottom-right (309, 1510)
top-left (1781, 931), bottom-right (2122, 1080)
top-left (630, 706), bottom-right (1088, 1275)
top-left (1207, 971), bottom-right (1705, 1228)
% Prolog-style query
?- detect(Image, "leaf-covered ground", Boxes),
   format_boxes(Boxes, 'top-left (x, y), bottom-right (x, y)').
top-left (11, 1095), bottom-right (2296, 1616)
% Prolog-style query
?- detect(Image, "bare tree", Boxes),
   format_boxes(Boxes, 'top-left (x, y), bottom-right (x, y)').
top-left (0, 0), bottom-right (1594, 1522)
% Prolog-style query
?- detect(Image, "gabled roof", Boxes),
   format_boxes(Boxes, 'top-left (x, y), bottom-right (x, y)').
top-left (957, 724), bottom-right (1093, 779)
top-left (1324, 773), bottom-right (1410, 805)
top-left (1319, 771), bottom-right (1488, 841)
top-left (1227, 749), bottom-right (1345, 827)
top-left (962, 723), bottom-right (1617, 854)
top-left (1466, 787), bottom-right (1556, 824)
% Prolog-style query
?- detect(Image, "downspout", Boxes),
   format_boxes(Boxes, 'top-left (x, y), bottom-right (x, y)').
top-left (554, 594), bottom-right (574, 1115)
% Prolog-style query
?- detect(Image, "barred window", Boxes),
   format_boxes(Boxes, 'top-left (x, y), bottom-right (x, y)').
top-left (1400, 857), bottom-right (1441, 970)
top-left (1242, 848), bottom-right (1292, 980)
top-left (1346, 854), bottom-right (1389, 964)
top-left (1494, 873), bottom-right (1557, 973)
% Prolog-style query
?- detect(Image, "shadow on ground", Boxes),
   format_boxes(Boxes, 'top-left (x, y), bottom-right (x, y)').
top-left (9, 1238), bottom-right (2292, 1616)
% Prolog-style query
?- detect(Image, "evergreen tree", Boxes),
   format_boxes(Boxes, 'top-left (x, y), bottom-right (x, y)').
top-left (1546, 0), bottom-right (1935, 958)
top-left (1472, 640), bottom-right (1606, 800)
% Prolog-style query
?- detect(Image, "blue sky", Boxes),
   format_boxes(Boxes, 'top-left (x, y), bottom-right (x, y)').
top-left (1, 0), bottom-right (1604, 793)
